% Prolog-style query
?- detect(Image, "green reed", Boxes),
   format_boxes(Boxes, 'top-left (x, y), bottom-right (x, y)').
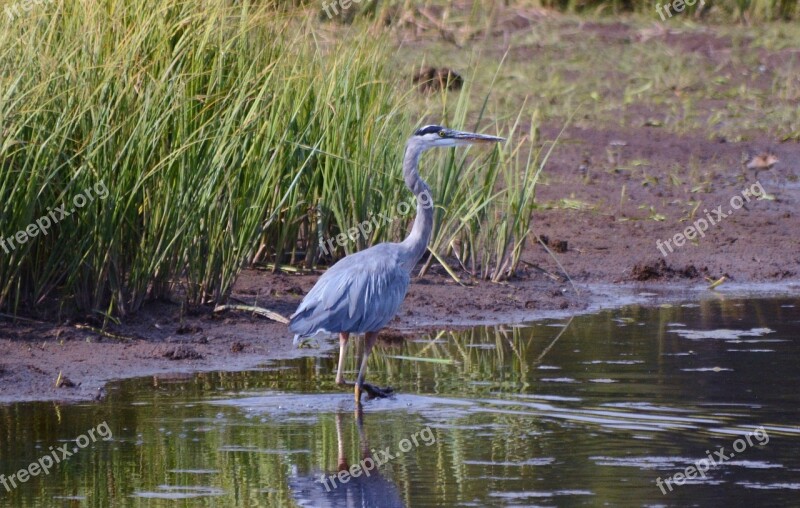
top-left (0, 0), bottom-right (548, 320)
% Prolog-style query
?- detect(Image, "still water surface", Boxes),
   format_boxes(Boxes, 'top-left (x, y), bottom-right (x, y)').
top-left (1, 297), bottom-right (799, 507)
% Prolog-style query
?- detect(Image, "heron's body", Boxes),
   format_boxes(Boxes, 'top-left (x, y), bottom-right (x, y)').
top-left (289, 243), bottom-right (411, 336)
top-left (289, 125), bottom-right (503, 403)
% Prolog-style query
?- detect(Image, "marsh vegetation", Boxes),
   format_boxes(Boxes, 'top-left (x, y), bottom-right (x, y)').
top-left (1, 0), bottom-right (798, 324)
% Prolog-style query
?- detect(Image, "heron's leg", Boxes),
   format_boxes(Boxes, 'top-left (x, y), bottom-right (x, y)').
top-left (354, 332), bottom-right (377, 403)
top-left (335, 332), bottom-right (349, 386)
top-left (354, 332), bottom-right (394, 402)
top-left (335, 332), bottom-right (390, 398)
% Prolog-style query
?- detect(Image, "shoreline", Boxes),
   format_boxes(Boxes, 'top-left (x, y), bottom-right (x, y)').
top-left (2, 278), bottom-right (798, 405)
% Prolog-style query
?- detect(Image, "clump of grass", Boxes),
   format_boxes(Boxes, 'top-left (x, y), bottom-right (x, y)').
top-left (0, 0), bottom-right (548, 321)
top-left (0, 0), bottom-right (410, 319)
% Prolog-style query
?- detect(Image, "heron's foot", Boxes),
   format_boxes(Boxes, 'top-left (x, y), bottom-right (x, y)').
top-left (362, 383), bottom-right (394, 399)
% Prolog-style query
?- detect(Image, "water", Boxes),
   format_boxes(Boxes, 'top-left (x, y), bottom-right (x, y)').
top-left (1, 297), bottom-right (799, 507)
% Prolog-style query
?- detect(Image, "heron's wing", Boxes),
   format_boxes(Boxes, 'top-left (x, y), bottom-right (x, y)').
top-left (289, 246), bottom-right (410, 337)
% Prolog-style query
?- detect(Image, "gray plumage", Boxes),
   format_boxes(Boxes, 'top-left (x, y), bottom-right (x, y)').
top-left (289, 244), bottom-right (411, 337)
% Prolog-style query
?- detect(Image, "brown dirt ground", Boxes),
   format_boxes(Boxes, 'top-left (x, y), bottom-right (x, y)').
top-left (528, 123), bottom-right (800, 283)
top-left (1, 17), bottom-right (799, 404)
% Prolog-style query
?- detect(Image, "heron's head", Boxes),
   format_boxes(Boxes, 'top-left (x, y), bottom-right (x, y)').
top-left (410, 125), bottom-right (505, 150)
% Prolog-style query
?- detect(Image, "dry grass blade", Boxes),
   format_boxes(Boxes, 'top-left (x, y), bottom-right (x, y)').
top-left (213, 304), bottom-right (290, 324)
top-left (383, 355), bottom-right (460, 365)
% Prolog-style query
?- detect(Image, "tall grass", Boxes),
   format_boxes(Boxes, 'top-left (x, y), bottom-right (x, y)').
top-left (0, 0), bottom-right (546, 320)
top-left (0, 0), bottom-right (405, 318)
top-left (418, 79), bottom-right (545, 283)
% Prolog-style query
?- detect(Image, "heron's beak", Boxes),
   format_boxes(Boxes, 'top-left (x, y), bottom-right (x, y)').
top-left (445, 129), bottom-right (505, 144)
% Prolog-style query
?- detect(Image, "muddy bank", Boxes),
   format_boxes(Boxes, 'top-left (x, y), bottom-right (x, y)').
top-left (0, 270), bottom-right (573, 404)
top-left (1, 275), bottom-right (799, 404)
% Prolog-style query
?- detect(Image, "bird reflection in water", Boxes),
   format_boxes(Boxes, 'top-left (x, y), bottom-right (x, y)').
top-left (289, 408), bottom-right (405, 508)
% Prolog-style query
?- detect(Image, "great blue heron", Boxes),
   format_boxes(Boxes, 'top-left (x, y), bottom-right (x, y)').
top-left (289, 125), bottom-right (504, 403)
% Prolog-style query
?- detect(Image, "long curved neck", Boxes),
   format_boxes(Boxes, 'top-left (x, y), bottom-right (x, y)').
top-left (399, 140), bottom-right (434, 271)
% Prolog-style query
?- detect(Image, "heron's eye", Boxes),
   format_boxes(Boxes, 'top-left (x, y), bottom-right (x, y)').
top-left (438, 130), bottom-right (446, 137)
